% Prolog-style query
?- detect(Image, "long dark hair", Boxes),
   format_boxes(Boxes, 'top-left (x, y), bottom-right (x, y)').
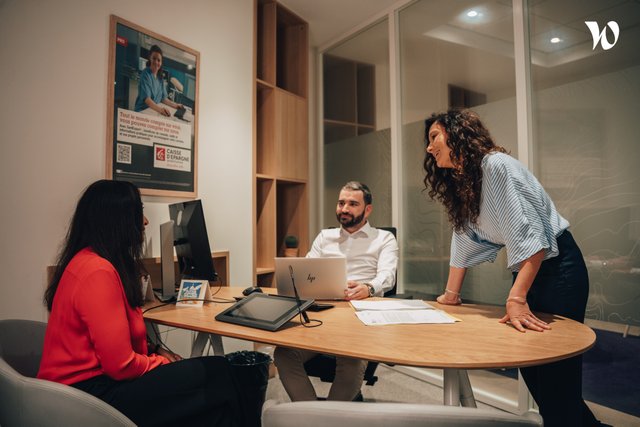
top-left (422, 109), bottom-right (507, 232)
top-left (44, 180), bottom-right (145, 311)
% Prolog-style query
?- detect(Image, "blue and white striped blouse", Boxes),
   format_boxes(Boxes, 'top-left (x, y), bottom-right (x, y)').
top-left (450, 152), bottom-right (569, 272)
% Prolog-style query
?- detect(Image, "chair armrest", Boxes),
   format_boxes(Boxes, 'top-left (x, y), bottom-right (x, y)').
top-left (19, 376), bottom-right (136, 427)
top-left (262, 401), bottom-right (543, 427)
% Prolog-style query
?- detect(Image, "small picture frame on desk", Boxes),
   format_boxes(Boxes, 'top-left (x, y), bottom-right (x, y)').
top-left (176, 279), bottom-right (211, 307)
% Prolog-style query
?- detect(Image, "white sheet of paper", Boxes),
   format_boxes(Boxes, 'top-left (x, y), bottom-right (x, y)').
top-left (355, 309), bottom-right (457, 325)
top-left (350, 299), bottom-right (434, 311)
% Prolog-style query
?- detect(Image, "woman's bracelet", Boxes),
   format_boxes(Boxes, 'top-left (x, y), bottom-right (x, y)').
top-left (506, 296), bottom-right (527, 304)
top-left (444, 288), bottom-right (460, 296)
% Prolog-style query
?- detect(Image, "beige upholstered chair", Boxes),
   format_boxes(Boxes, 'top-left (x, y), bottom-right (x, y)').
top-left (0, 319), bottom-right (135, 427)
top-left (262, 400), bottom-right (543, 427)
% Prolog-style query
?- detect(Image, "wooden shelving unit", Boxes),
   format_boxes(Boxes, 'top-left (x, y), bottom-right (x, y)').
top-left (323, 54), bottom-right (376, 144)
top-left (254, 0), bottom-right (309, 287)
top-left (47, 251), bottom-right (230, 290)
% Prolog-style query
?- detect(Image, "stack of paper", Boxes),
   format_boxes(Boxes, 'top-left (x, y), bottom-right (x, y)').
top-left (350, 300), bottom-right (458, 326)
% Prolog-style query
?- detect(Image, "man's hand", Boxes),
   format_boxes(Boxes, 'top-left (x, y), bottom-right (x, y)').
top-left (344, 281), bottom-right (369, 300)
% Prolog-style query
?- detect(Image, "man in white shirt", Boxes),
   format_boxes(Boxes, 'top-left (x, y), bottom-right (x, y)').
top-left (274, 181), bottom-right (399, 401)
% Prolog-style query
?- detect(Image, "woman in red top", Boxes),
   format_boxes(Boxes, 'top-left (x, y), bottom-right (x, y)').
top-left (39, 180), bottom-right (246, 426)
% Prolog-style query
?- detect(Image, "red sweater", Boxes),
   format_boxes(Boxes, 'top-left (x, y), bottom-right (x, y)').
top-left (38, 248), bottom-right (168, 385)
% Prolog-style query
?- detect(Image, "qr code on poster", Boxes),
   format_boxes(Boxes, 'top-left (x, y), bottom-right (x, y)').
top-left (116, 143), bottom-right (132, 164)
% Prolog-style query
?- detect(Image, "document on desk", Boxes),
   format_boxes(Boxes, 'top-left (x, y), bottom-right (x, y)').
top-left (350, 300), bottom-right (458, 325)
top-left (350, 300), bottom-right (434, 311)
top-left (355, 309), bottom-right (457, 325)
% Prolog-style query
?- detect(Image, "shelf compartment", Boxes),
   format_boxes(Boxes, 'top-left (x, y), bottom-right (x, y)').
top-left (275, 89), bottom-right (307, 180)
top-left (276, 181), bottom-right (308, 257)
top-left (257, 86), bottom-right (276, 175)
top-left (257, 1), bottom-right (276, 85)
top-left (256, 178), bottom-right (276, 271)
top-left (275, 4), bottom-right (308, 97)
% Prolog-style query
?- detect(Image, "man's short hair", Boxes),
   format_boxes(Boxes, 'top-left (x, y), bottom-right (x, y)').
top-left (342, 181), bottom-right (372, 205)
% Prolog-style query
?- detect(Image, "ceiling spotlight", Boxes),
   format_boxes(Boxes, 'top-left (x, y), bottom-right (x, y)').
top-left (467, 10), bottom-right (479, 18)
top-left (550, 37), bottom-right (562, 44)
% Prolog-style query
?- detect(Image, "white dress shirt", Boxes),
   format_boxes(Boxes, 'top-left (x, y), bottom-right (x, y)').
top-left (306, 222), bottom-right (398, 296)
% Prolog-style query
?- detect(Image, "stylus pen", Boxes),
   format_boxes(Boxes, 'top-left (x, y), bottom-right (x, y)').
top-left (289, 265), bottom-right (310, 323)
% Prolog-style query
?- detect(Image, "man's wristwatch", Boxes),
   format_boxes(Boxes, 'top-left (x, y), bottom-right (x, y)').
top-left (365, 283), bottom-right (375, 297)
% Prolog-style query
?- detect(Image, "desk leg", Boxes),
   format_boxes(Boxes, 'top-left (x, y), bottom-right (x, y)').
top-left (443, 369), bottom-right (477, 407)
top-left (209, 334), bottom-right (224, 356)
top-left (190, 332), bottom-right (225, 357)
top-left (443, 369), bottom-right (461, 406)
top-left (458, 370), bottom-right (477, 407)
top-left (191, 332), bottom-right (209, 357)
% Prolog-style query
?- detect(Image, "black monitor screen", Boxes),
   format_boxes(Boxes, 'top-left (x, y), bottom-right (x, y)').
top-left (168, 200), bottom-right (217, 281)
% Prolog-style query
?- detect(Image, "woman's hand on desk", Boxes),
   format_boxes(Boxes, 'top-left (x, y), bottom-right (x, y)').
top-left (436, 293), bottom-right (461, 305)
top-left (156, 347), bottom-right (183, 363)
top-left (500, 299), bottom-right (550, 333)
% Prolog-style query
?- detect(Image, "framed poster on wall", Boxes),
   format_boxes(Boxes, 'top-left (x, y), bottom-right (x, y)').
top-left (106, 15), bottom-right (199, 197)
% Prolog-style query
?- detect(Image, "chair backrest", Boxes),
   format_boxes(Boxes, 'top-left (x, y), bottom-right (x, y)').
top-left (262, 401), bottom-right (544, 427)
top-left (377, 226), bottom-right (397, 297)
top-left (0, 319), bottom-right (136, 427)
top-left (0, 319), bottom-right (47, 377)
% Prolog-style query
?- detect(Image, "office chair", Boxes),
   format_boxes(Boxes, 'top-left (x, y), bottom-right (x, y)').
top-left (262, 400), bottom-right (544, 427)
top-left (303, 226), bottom-right (401, 393)
top-left (0, 319), bottom-right (135, 427)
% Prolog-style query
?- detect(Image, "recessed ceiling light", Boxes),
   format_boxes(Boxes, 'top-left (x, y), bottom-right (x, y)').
top-left (467, 10), bottom-right (479, 18)
top-left (550, 37), bottom-right (562, 44)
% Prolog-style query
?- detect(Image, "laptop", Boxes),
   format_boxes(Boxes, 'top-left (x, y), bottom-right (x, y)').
top-left (275, 257), bottom-right (348, 300)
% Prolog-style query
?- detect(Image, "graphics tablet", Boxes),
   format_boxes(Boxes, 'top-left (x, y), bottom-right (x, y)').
top-left (215, 293), bottom-right (314, 331)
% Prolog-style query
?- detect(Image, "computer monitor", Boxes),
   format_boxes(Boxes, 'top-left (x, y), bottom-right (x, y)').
top-left (168, 200), bottom-right (217, 281)
top-left (157, 220), bottom-right (176, 301)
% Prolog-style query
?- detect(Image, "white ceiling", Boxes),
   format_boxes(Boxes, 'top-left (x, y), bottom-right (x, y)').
top-left (279, 0), bottom-right (401, 47)
top-left (278, 0), bottom-right (639, 97)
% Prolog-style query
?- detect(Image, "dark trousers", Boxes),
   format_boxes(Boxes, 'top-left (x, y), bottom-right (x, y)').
top-left (72, 356), bottom-right (246, 427)
top-left (513, 231), bottom-right (599, 427)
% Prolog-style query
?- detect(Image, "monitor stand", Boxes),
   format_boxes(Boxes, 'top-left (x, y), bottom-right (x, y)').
top-left (157, 220), bottom-right (177, 302)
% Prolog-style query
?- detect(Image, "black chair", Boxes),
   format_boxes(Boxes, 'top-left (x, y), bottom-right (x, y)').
top-left (303, 226), bottom-right (404, 395)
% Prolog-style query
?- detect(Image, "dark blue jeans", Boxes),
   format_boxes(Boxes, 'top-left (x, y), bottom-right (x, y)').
top-left (513, 231), bottom-right (599, 427)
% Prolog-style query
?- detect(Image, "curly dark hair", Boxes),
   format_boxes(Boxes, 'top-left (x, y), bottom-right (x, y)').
top-left (422, 109), bottom-right (507, 232)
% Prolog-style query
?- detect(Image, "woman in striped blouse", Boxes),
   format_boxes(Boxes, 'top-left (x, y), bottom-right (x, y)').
top-left (423, 109), bottom-right (602, 427)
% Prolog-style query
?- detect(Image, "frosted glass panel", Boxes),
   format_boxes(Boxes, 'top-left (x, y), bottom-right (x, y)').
top-left (322, 19), bottom-right (391, 229)
top-left (398, 0), bottom-right (516, 303)
top-left (529, 0), bottom-right (640, 326)
top-left (323, 129), bottom-right (392, 228)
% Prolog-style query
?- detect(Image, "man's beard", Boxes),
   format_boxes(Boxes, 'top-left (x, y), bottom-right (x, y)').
top-left (336, 211), bottom-right (365, 229)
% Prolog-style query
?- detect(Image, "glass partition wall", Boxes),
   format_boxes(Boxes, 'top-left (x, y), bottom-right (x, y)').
top-left (322, 19), bottom-right (391, 228)
top-left (396, 0), bottom-right (521, 409)
top-left (528, 0), bottom-right (640, 329)
top-left (321, 0), bottom-right (639, 414)
top-left (398, 0), bottom-right (518, 304)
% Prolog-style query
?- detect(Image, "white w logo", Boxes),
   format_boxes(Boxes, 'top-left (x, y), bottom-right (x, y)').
top-left (585, 21), bottom-right (620, 50)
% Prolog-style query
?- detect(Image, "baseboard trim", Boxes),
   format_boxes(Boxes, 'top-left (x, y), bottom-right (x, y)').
top-left (585, 319), bottom-right (640, 337)
top-left (388, 365), bottom-right (523, 414)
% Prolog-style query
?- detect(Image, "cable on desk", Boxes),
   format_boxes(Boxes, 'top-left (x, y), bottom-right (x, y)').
top-left (298, 313), bottom-right (323, 328)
